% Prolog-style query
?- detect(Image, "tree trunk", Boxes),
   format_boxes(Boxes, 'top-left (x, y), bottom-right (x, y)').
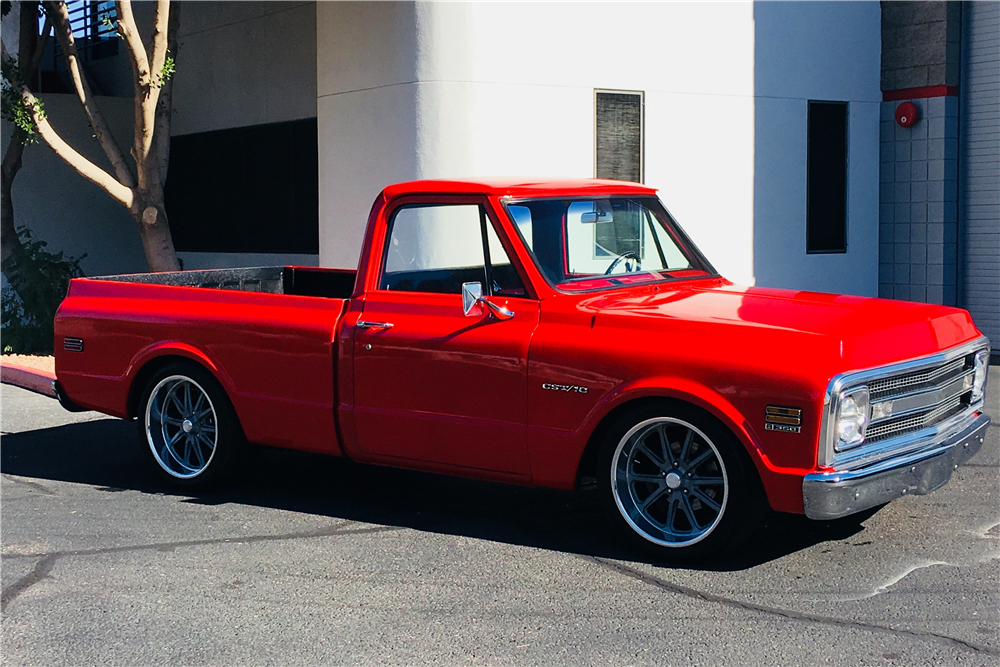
top-left (2, 2), bottom-right (46, 300)
top-left (1, 130), bottom-right (27, 267)
top-left (132, 195), bottom-right (180, 272)
top-left (0, 129), bottom-right (38, 297)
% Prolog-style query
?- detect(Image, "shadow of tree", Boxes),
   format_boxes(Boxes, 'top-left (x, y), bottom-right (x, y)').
top-left (1, 417), bottom-right (874, 571)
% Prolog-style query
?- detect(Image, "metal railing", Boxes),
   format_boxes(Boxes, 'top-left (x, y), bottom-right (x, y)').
top-left (50, 1), bottom-right (119, 63)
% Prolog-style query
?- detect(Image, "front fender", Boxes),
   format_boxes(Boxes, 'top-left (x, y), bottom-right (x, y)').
top-left (528, 376), bottom-right (808, 513)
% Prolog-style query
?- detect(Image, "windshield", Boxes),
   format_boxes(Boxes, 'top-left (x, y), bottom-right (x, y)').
top-left (503, 197), bottom-right (715, 291)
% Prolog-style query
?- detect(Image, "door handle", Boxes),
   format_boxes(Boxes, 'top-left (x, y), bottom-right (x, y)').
top-left (357, 320), bottom-right (394, 330)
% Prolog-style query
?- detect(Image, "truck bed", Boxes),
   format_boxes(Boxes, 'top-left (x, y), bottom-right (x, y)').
top-left (55, 266), bottom-right (355, 457)
top-left (95, 265), bottom-right (356, 300)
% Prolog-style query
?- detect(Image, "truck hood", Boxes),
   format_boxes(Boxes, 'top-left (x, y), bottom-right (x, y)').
top-left (587, 280), bottom-right (982, 373)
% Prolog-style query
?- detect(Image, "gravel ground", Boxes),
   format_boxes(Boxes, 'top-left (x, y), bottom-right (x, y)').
top-left (1, 354), bottom-right (55, 374)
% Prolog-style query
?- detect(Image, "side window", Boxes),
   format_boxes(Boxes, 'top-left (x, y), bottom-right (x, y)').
top-left (382, 204), bottom-right (486, 294)
top-left (485, 220), bottom-right (527, 297)
top-left (381, 204), bottom-right (527, 297)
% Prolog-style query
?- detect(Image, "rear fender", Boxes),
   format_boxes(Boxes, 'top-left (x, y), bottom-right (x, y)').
top-left (124, 342), bottom-right (237, 419)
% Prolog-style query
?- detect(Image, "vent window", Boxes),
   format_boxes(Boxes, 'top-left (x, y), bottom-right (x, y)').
top-left (596, 90), bottom-right (643, 183)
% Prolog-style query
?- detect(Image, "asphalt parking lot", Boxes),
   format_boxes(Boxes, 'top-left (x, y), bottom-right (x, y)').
top-left (2, 380), bottom-right (998, 666)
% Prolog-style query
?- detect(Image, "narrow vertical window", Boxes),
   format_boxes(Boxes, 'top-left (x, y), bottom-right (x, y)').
top-left (807, 101), bottom-right (848, 253)
top-left (596, 90), bottom-right (643, 183)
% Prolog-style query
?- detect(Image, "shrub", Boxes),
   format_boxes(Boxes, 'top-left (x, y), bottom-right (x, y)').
top-left (2, 226), bottom-right (85, 354)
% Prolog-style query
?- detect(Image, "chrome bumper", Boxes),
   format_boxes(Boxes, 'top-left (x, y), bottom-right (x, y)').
top-left (52, 380), bottom-right (88, 413)
top-left (802, 412), bottom-right (990, 520)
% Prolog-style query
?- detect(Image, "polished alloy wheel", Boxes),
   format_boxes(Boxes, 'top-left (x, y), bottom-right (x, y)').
top-left (611, 417), bottom-right (729, 547)
top-left (145, 375), bottom-right (218, 479)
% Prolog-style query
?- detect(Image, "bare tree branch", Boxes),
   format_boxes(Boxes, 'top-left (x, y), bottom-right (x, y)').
top-left (43, 1), bottom-right (136, 188)
top-left (21, 88), bottom-right (134, 208)
top-left (134, 0), bottom-right (169, 163)
top-left (149, 0), bottom-right (169, 83)
top-left (27, 15), bottom-right (51, 77)
top-left (154, 0), bottom-right (179, 184)
top-left (3, 2), bottom-right (50, 187)
top-left (115, 0), bottom-right (151, 86)
top-left (17, 1), bottom-right (38, 65)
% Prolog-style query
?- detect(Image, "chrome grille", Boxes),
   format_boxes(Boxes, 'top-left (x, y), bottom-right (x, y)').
top-left (822, 338), bottom-right (989, 470)
top-left (866, 394), bottom-right (965, 442)
top-left (63, 337), bottom-right (84, 352)
top-left (868, 357), bottom-right (966, 400)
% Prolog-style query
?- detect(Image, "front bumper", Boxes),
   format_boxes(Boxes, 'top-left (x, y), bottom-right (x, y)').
top-left (802, 412), bottom-right (990, 520)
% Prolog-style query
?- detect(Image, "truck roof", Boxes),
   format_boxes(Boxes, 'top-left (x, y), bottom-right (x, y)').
top-left (381, 178), bottom-right (658, 199)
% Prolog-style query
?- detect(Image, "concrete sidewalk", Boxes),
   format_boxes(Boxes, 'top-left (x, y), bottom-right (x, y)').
top-left (0, 356), bottom-right (56, 398)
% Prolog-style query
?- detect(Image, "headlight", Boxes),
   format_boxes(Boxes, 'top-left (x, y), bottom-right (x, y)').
top-left (834, 386), bottom-right (869, 451)
top-left (972, 349), bottom-right (989, 403)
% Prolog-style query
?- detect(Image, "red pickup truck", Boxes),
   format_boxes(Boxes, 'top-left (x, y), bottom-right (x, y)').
top-left (54, 179), bottom-right (991, 558)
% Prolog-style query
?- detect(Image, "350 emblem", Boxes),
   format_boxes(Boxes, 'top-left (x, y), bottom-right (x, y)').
top-left (541, 383), bottom-right (589, 394)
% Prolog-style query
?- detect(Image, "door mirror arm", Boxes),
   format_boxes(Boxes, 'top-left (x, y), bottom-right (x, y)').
top-left (462, 282), bottom-right (515, 320)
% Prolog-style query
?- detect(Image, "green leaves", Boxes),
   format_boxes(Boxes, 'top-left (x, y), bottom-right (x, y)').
top-left (153, 52), bottom-right (176, 88)
top-left (1, 55), bottom-right (45, 143)
top-left (1, 227), bottom-right (86, 354)
top-left (100, 14), bottom-right (120, 38)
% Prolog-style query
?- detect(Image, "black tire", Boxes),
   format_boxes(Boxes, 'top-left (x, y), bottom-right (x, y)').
top-left (136, 361), bottom-right (241, 489)
top-left (598, 400), bottom-right (765, 561)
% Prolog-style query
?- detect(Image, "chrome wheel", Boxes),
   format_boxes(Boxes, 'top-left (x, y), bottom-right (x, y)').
top-left (611, 417), bottom-right (729, 547)
top-left (144, 375), bottom-right (218, 479)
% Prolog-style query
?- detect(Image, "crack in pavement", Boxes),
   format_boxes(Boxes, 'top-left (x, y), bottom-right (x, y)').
top-left (1, 474), bottom-right (57, 496)
top-left (0, 521), bottom-right (399, 612)
top-left (819, 560), bottom-right (953, 602)
top-left (583, 555), bottom-right (998, 656)
top-left (0, 554), bottom-right (57, 613)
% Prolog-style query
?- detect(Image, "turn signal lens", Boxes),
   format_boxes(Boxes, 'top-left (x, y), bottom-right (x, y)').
top-left (972, 350), bottom-right (989, 402)
top-left (871, 400), bottom-right (893, 421)
top-left (835, 386), bottom-right (869, 451)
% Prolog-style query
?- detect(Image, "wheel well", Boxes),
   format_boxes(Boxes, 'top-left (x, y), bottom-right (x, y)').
top-left (574, 396), bottom-right (761, 491)
top-left (126, 355), bottom-right (213, 420)
top-left (575, 397), bottom-right (668, 488)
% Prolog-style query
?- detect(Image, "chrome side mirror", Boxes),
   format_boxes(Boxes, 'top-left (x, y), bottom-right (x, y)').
top-left (462, 281), bottom-right (483, 316)
top-left (462, 281), bottom-right (515, 320)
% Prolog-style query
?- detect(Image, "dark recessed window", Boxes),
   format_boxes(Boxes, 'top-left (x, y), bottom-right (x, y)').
top-left (807, 101), bottom-right (848, 253)
top-left (165, 119), bottom-right (319, 254)
top-left (596, 90), bottom-right (643, 183)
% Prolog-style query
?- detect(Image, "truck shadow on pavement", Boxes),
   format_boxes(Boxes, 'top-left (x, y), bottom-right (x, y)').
top-left (1, 417), bottom-right (874, 571)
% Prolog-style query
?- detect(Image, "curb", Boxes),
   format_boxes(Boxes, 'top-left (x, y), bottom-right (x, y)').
top-left (0, 361), bottom-right (57, 399)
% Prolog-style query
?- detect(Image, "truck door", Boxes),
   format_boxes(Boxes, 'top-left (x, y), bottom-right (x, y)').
top-left (352, 199), bottom-right (538, 475)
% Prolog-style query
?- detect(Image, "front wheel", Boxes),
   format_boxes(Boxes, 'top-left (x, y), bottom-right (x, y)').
top-left (599, 402), bottom-right (764, 560)
top-left (137, 362), bottom-right (240, 488)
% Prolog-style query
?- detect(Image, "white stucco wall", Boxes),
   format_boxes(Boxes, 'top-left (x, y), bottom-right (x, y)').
top-left (169, 1), bottom-right (320, 269)
top-left (318, 1), bottom-right (881, 298)
top-left (173, 1), bottom-right (317, 136)
top-left (318, 2), bottom-right (757, 281)
top-left (753, 1), bottom-right (882, 296)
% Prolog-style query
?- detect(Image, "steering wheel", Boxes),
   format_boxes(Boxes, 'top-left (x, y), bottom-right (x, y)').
top-left (604, 251), bottom-right (641, 275)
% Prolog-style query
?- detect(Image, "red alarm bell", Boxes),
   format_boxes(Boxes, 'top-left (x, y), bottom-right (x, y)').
top-left (895, 101), bottom-right (918, 128)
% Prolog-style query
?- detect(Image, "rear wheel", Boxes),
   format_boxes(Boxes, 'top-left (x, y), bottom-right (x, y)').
top-left (599, 402), bottom-right (764, 560)
top-left (138, 362), bottom-right (240, 488)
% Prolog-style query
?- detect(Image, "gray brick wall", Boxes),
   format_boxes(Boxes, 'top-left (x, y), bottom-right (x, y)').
top-left (878, 1), bottom-right (963, 305)
top-left (881, 1), bottom-right (962, 90)
top-left (878, 96), bottom-right (960, 304)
